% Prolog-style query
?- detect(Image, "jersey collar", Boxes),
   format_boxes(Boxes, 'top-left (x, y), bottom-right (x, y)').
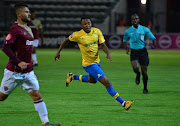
top-left (82, 27), bottom-right (93, 35)
top-left (132, 24), bottom-right (140, 29)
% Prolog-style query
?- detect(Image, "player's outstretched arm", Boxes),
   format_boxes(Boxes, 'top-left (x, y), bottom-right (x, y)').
top-left (100, 43), bottom-right (112, 62)
top-left (55, 38), bottom-right (70, 61)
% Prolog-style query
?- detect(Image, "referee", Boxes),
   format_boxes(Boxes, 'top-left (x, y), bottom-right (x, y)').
top-left (123, 14), bottom-right (156, 94)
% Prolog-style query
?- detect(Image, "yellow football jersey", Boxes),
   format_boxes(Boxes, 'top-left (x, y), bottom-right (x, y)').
top-left (69, 27), bottom-right (105, 67)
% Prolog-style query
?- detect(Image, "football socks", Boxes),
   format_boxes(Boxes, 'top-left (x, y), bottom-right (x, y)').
top-left (143, 75), bottom-right (148, 90)
top-left (32, 53), bottom-right (38, 64)
top-left (74, 75), bottom-right (89, 82)
top-left (34, 99), bottom-right (49, 124)
top-left (106, 86), bottom-right (125, 106)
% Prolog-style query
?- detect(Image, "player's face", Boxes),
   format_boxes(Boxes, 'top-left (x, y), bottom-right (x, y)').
top-left (81, 19), bottom-right (92, 33)
top-left (18, 7), bottom-right (31, 23)
top-left (131, 15), bottom-right (140, 27)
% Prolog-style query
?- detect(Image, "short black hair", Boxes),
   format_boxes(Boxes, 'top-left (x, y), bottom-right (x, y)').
top-left (81, 17), bottom-right (91, 22)
top-left (14, 2), bottom-right (28, 13)
top-left (131, 14), bottom-right (139, 18)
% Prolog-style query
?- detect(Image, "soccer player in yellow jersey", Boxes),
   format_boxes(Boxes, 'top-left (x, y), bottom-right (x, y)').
top-left (55, 18), bottom-right (133, 110)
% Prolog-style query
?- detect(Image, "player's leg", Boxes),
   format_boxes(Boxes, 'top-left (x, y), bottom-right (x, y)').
top-left (73, 74), bottom-right (89, 82)
top-left (66, 72), bottom-right (97, 86)
top-left (131, 49), bottom-right (141, 85)
top-left (0, 69), bottom-right (17, 101)
top-left (74, 74), bottom-right (97, 83)
top-left (139, 48), bottom-right (149, 94)
top-left (86, 64), bottom-right (133, 110)
top-left (32, 47), bottom-right (38, 66)
top-left (99, 76), bottom-right (125, 104)
top-left (131, 60), bottom-right (141, 84)
top-left (141, 66), bottom-right (148, 94)
top-left (24, 71), bottom-right (61, 125)
top-left (29, 90), bottom-right (49, 124)
top-left (32, 39), bottom-right (39, 66)
top-left (66, 72), bottom-right (90, 87)
top-left (66, 64), bottom-right (100, 86)
top-left (0, 92), bottom-right (8, 101)
top-left (99, 76), bottom-right (133, 110)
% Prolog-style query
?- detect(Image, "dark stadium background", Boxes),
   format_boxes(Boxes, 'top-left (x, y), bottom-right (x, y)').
top-left (0, 0), bottom-right (180, 49)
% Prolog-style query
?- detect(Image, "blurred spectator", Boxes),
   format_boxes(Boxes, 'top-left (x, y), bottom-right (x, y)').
top-left (28, 21), bottom-right (39, 66)
top-left (119, 15), bottom-right (125, 26)
top-left (30, 10), bottom-right (44, 46)
top-left (148, 20), bottom-right (152, 30)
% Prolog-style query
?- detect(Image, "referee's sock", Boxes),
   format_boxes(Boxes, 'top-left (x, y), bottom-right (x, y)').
top-left (73, 75), bottom-right (89, 82)
top-left (106, 86), bottom-right (125, 106)
top-left (143, 75), bottom-right (148, 90)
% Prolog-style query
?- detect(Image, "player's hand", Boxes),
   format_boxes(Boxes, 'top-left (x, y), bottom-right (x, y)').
top-left (106, 54), bottom-right (113, 62)
top-left (151, 44), bottom-right (156, 49)
top-left (55, 53), bottom-right (60, 61)
top-left (126, 49), bottom-right (130, 55)
top-left (18, 61), bottom-right (30, 70)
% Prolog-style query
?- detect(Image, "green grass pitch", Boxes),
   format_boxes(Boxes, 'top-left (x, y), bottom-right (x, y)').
top-left (0, 49), bottom-right (180, 126)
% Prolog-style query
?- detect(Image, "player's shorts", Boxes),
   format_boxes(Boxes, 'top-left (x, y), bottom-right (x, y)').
top-left (83, 62), bottom-right (105, 81)
top-left (33, 39), bottom-right (39, 47)
top-left (130, 47), bottom-right (149, 66)
top-left (0, 69), bottom-right (39, 95)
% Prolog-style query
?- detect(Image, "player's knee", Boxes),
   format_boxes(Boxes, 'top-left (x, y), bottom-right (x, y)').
top-left (133, 68), bottom-right (139, 73)
top-left (88, 77), bottom-right (97, 84)
top-left (0, 98), bottom-right (6, 101)
top-left (29, 90), bottom-right (42, 101)
top-left (0, 94), bottom-right (8, 101)
top-left (89, 80), bottom-right (97, 84)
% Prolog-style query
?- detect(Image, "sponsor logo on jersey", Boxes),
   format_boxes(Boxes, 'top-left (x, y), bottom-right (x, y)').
top-left (93, 34), bottom-right (98, 38)
top-left (84, 41), bottom-right (98, 47)
top-left (26, 40), bottom-right (33, 45)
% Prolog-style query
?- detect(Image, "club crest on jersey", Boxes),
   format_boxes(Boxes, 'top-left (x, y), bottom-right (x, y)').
top-left (26, 40), bottom-right (33, 45)
top-left (5, 34), bottom-right (12, 40)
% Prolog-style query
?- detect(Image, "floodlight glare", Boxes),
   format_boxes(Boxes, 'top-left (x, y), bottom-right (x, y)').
top-left (141, 0), bottom-right (147, 4)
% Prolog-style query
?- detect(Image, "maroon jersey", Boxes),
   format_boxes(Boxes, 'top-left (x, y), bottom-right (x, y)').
top-left (2, 22), bottom-right (34, 73)
top-left (28, 21), bottom-right (39, 39)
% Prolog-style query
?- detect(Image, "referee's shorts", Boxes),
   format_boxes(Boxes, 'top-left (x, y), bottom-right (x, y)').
top-left (130, 47), bottom-right (149, 66)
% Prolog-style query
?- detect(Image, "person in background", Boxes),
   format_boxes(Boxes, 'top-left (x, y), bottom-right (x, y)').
top-left (28, 21), bottom-right (39, 66)
top-left (30, 10), bottom-right (44, 66)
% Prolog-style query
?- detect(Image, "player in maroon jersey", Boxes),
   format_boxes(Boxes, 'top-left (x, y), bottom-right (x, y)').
top-left (0, 3), bottom-right (61, 126)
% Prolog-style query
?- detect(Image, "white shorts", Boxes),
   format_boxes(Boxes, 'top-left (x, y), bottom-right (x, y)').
top-left (33, 39), bottom-right (39, 47)
top-left (0, 69), bottom-right (39, 95)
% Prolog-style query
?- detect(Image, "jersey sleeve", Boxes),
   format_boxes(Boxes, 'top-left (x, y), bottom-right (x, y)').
top-left (5, 28), bottom-right (17, 45)
top-left (123, 30), bottom-right (129, 42)
top-left (68, 32), bottom-right (78, 42)
top-left (145, 27), bottom-right (156, 41)
top-left (2, 28), bottom-right (21, 64)
top-left (97, 29), bottom-right (105, 44)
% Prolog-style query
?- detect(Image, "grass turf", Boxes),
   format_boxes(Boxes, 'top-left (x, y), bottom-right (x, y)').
top-left (0, 49), bottom-right (180, 126)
